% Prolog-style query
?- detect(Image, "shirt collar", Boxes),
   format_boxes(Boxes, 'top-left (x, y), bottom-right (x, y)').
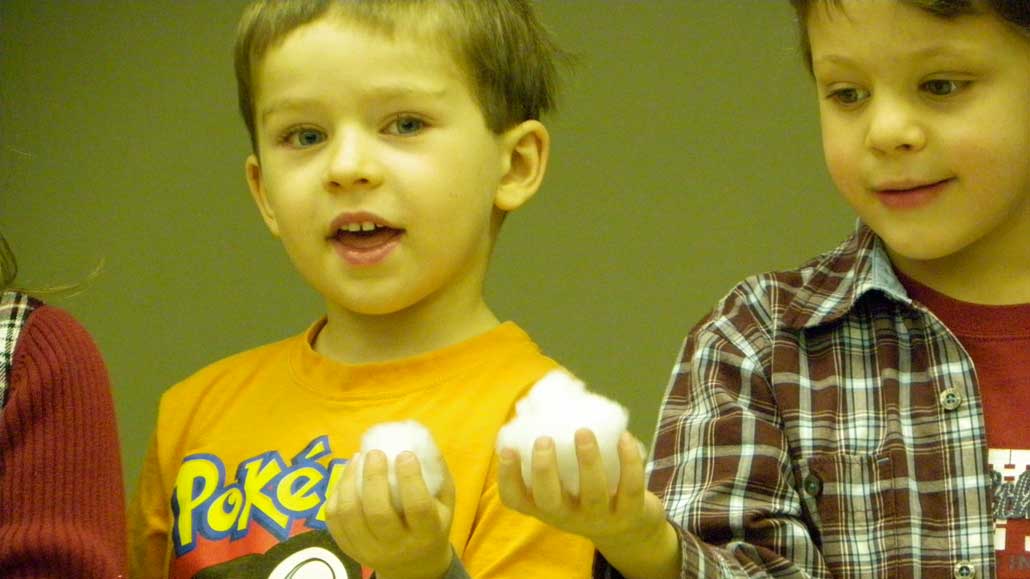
top-left (782, 221), bottom-right (912, 330)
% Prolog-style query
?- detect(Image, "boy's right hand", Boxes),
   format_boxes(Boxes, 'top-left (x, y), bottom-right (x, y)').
top-left (497, 429), bottom-right (670, 553)
top-left (326, 450), bottom-right (455, 579)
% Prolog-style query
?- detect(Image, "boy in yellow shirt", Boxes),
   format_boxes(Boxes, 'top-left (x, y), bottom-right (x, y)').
top-left (129, 1), bottom-right (593, 578)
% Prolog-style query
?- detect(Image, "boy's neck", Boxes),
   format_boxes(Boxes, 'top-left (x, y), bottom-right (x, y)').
top-left (313, 298), bottom-right (502, 365)
top-left (887, 215), bottom-right (1030, 305)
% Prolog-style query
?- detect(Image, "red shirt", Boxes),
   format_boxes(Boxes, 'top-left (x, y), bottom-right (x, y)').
top-left (898, 272), bottom-right (1030, 578)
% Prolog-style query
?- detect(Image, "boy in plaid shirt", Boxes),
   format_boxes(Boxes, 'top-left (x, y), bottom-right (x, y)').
top-left (498, 1), bottom-right (1030, 577)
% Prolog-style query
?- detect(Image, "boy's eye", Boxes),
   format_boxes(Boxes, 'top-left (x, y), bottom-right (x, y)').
top-left (386, 116), bottom-right (425, 136)
top-left (921, 79), bottom-right (965, 96)
top-left (826, 86), bottom-right (869, 105)
top-left (281, 128), bottom-right (326, 148)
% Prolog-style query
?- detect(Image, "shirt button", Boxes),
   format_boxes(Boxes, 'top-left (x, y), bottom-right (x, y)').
top-left (954, 561), bottom-right (975, 578)
top-left (940, 388), bottom-right (963, 411)
top-left (803, 473), bottom-right (823, 497)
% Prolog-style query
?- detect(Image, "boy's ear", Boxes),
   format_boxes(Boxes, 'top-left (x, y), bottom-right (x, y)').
top-left (495, 120), bottom-right (550, 212)
top-left (246, 154), bottom-right (281, 237)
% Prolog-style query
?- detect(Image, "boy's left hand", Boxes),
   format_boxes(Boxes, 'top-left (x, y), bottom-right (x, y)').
top-left (497, 429), bottom-right (669, 552)
top-left (326, 450), bottom-right (455, 579)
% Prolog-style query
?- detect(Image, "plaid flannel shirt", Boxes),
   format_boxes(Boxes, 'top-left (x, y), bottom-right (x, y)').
top-left (596, 224), bottom-right (994, 579)
top-left (1, 291), bottom-right (37, 409)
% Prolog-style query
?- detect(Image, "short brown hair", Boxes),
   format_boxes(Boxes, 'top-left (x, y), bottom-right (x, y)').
top-left (789, 0), bottom-right (1030, 73)
top-left (234, 0), bottom-right (565, 153)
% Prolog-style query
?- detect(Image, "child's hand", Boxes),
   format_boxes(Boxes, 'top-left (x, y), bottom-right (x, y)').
top-left (498, 429), bottom-right (669, 552)
top-left (326, 450), bottom-right (455, 579)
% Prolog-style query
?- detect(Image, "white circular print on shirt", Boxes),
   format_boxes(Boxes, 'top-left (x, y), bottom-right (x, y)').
top-left (268, 546), bottom-right (350, 579)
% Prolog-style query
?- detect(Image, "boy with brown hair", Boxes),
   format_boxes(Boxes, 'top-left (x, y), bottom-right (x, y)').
top-left (129, 1), bottom-right (593, 577)
top-left (498, 1), bottom-right (1030, 578)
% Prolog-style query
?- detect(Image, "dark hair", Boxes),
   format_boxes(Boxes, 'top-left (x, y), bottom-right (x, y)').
top-left (789, 0), bottom-right (1030, 73)
top-left (235, 0), bottom-right (566, 153)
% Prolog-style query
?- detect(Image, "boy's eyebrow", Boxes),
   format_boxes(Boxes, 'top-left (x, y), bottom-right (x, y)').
top-left (260, 98), bottom-right (317, 122)
top-left (813, 44), bottom-right (972, 68)
top-left (260, 85), bottom-right (450, 122)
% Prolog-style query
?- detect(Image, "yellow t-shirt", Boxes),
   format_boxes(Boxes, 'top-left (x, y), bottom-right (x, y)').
top-left (130, 321), bottom-right (594, 579)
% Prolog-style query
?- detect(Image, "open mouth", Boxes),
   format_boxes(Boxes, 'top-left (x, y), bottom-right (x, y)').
top-left (333, 222), bottom-right (404, 249)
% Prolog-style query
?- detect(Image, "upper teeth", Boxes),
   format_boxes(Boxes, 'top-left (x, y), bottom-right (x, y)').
top-left (342, 222), bottom-right (377, 232)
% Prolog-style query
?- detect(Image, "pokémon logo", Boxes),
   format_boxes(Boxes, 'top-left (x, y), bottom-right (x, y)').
top-left (172, 436), bottom-right (347, 556)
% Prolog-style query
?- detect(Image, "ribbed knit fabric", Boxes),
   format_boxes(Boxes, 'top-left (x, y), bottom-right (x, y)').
top-left (0, 302), bottom-right (128, 578)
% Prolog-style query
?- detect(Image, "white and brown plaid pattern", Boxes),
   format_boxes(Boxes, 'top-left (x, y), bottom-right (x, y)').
top-left (0, 291), bottom-right (38, 409)
top-left (596, 224), bottom-right (994, 579)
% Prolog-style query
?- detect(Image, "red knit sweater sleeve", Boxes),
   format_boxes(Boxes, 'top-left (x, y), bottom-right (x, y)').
top-left (0, 305), bottom-right (128, 579)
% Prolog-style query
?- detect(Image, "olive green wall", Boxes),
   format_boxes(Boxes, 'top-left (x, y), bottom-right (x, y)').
top-left (1, 1), bottom-right (851, 492)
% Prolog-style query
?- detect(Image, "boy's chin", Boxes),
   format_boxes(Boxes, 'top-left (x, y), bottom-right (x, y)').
top-left (329, 298), bottom-right (414, 317)
top-left (879, 230), bottom-right (973, 265)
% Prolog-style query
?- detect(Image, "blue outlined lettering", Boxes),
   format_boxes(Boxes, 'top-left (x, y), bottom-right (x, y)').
top-left (171, 436), bottom-right (350, 556)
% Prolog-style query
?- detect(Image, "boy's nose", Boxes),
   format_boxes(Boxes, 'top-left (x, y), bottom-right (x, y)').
top-left (323, 129), bottom-right (384, 192)
top-left (864, 98), bottom-right (927, 155)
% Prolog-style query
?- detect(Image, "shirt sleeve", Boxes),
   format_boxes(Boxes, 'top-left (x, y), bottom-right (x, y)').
top-left (441, 554), bottom-right (472, 579)
top-left (0, 306), bottom-right (128, 579)
top-left (371, 547), bottom-right (472, 579)
top-left (598, 298), bottom-right (830, 578)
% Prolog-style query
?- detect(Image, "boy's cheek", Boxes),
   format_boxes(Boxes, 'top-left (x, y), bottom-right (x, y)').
top-left (818, 118), bottom-right (859, 184)
top-left (820, 143), bottom-right (855, 193)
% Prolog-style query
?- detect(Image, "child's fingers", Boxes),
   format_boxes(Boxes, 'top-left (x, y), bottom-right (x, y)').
top-left (614, 432), bottom-right (647, 511)
top-left (530, 436), bottom-right (566, 513)
top-left (497, 448), bottom-right (533, 512)
top-left (325, 453), bottom-right (361, 543)
top-left (435, 453), bottom-right (456, 511)
top-left (360, 450), bottom-right (406, 541)
top-left (433, 453), bottom-right (456, 533)
top-left (395, 451), bottom-right (441, 536)
top-left (329, 453), bottom-right (387, 555)
top-left (572, 428), bottom-right (610, 515)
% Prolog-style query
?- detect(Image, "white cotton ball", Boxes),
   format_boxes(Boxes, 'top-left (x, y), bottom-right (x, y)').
top-left (496, 370), bottom-right (630, 496)
top-left (354, 420), bottom-right (444, 512)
